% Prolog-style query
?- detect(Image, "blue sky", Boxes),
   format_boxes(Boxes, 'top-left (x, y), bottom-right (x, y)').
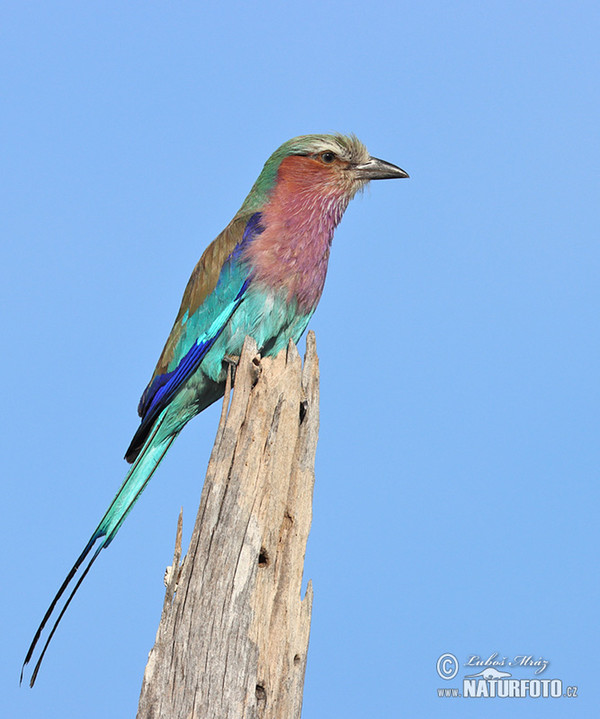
top-left (3, 1), bottom-right (598, 717)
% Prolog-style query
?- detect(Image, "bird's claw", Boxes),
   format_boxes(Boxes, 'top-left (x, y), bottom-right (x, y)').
top-left (223, 354), bottom-right (240, 383)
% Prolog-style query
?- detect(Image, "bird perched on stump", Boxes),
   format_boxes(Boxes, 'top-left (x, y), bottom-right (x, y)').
top-left (22, 133), bottom-right (408, 685)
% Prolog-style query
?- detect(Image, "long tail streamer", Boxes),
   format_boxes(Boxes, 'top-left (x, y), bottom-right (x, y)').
top-left (22, 414), bottom-right (176, 686)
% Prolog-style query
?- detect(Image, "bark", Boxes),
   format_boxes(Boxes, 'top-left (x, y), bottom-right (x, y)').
top-left (136, 332), bottom-right (319, 719)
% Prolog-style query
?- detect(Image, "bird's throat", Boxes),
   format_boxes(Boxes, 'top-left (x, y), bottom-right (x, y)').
top-left (242, 163), bottom-right (351, 312)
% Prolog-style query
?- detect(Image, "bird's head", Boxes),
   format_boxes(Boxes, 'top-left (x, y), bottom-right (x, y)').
top-left (241, 133), bottom-right (408, 213)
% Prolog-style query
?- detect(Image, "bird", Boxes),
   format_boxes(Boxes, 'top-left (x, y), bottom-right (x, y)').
top-left (22, 133), bottom-right (408, 686)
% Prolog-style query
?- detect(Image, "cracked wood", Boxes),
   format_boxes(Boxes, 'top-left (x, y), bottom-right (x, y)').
top-left (136, 332), bottom-right (319, 719)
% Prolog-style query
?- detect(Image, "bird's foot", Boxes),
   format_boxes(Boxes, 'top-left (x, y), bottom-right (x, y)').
top-left (223, 354), bottom-right (240, 383)
top-left (223, 350), bottom-right (262, 387)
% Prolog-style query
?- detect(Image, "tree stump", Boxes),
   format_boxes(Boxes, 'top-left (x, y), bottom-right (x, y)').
top-left (136, 332), bottom-right (319, 719)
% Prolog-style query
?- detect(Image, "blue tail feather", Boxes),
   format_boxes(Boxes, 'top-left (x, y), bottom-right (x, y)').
top-left (21, 415), bottom-right (176, 686)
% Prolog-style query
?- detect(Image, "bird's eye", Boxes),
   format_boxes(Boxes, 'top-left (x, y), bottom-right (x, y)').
top-left (320, 151), bottom-right (336, 164)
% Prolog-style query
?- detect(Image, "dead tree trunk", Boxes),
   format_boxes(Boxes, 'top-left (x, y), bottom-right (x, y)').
top-left (136, 332), bottom-right (319, 719)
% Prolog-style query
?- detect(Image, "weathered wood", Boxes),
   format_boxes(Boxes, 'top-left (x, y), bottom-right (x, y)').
top-left (136, 332), bottom-right (319, 719)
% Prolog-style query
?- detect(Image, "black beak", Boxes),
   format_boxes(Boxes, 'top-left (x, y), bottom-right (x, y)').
top-left (353, 156), bottom-right (409, 180)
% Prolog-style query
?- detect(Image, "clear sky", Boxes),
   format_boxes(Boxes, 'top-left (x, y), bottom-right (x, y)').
top-left (3, 2), bottom-right (598, 717)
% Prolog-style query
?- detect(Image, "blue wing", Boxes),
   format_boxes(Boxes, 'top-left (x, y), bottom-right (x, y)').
top-left (125, 213), bottom-right (264, 462)
top-left (139, 277), bottom-right (249, 422)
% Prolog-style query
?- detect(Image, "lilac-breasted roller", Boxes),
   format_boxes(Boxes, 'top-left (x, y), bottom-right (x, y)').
top-left (22, 133), bottom-right (408, 685)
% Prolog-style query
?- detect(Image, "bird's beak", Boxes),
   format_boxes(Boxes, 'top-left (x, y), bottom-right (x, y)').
top-left (353, 156), bottom-right (409, 180)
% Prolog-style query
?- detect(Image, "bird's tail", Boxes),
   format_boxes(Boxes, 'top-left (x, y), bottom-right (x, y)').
top-left (21, 414), bottom-right (177, 687)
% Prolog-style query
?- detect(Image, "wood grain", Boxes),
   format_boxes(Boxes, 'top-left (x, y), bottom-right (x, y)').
top-left (137, 332), bottom-right (319, 719)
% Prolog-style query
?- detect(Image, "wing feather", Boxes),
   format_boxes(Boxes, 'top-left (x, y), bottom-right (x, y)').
top-left (126, 212), bottom-right (263, 463)
top-left (141, 213), bottom-right (250, 408)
